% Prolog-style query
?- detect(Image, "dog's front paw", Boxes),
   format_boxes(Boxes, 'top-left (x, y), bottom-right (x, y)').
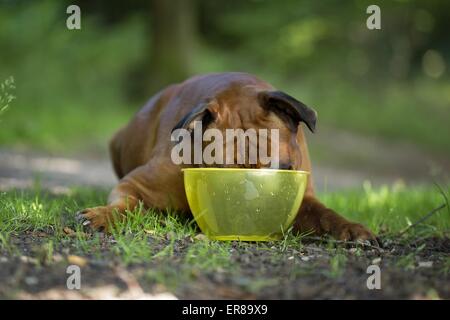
top-left (76, 206), bottom-right (114, 231)
top-left (331, 222), bottom-right (378, 245)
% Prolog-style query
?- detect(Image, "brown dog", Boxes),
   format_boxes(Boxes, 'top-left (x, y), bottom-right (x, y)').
top-left (77, 72), bottom-right (376, 242)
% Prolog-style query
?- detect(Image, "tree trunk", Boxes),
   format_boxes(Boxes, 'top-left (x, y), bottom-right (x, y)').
top-left (149, 0), bottom-right (197, 93)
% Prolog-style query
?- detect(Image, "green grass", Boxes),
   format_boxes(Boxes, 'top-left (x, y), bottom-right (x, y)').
top-left (320, 182), bottom-right (450, 237)
top-left (0, 184), bottom-right (449, 291)
top-left (1, 184), bottom-right (449, 250)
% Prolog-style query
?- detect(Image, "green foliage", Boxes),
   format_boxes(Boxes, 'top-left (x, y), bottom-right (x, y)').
top-left (1, 184), bottom-right (448, 253)
top-left (0, 76), bottom-right (15, 117)
top-left (0, 1), bottom-right (145, 151)
top-left (0, 0), bottom-right (449, 155)
top-left (200, 0), bottom-right (450, 153)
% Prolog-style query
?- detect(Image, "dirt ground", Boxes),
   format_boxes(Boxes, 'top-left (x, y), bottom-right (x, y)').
top-left (1, 131), bottom-right (449, 300)
top-left (0, 231), bottom-right (448, 299)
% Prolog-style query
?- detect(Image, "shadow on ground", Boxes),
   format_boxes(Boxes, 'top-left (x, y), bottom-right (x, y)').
top-left (1, 229), bottom-right (449, 299)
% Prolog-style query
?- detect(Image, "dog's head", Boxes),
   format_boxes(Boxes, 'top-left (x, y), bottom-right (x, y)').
top-left (172, 85), bottom-right (317, 169)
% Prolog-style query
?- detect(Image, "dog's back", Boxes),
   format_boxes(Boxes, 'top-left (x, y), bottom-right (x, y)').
top-left (109, 72), bottom-right (271, 179)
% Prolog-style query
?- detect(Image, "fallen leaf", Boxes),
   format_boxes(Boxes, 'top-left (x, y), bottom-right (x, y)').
top-left (20, 256), bottom-right (39, 264)
top-left (301, 256), bottom-right (310, 262)
top-left (418, 261), bottom-right (433, 268)
top-left (63, 227), bottom-right (75, 235)
top-left (53, 254), bottom-right (63, 263)
top-left (63, 227), bottom-right (88, 238)
top-left (24, 276), bottom-right (39, 286)
top-left (67, 255), bottom-right (88, 267)
top-left (194, 234), bottom-right (208, 241)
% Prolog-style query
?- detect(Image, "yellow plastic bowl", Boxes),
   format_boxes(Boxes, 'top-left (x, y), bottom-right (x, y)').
top-left (182, 168), bottom-right (309, 241)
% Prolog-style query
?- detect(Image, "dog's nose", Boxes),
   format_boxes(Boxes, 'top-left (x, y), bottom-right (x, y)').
top-left (278, 162), bottom-right (293, 170)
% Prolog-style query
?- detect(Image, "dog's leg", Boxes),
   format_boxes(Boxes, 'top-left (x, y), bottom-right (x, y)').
top-left (293, 194), bottom-right (377, 243)
top-left (76, 179), bottom-right (142, 231)
top-left (76, 163), bottom-right (185, 232)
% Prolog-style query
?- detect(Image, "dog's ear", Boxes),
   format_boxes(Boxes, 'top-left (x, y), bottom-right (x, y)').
top-left (171, 102), bottom-right (215, 133)
top-left (258, 91), bottom-right (317, 133)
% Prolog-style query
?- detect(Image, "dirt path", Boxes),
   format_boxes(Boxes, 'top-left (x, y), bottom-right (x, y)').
top-left (0, 149), bottom-right (116, 193)
top-left (1, 231), bottom-right (448, 300)
top-left (1, 128), bottom-right (448, 193)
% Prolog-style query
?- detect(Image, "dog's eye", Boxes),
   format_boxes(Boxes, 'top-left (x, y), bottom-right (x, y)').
top-left (268, 105), bottom-right (299, 131)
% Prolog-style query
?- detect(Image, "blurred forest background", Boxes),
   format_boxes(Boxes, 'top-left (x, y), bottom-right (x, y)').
top-left (0, 0), bottom-right (449, 185)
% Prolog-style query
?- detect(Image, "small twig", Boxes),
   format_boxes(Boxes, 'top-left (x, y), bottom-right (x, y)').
top-left (398, 203), bottom-right (446, 237)
top-left (434, 182), bottom-right (450, 217)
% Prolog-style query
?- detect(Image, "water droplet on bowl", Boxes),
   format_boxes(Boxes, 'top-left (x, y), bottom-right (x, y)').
top-left (244, 180), bottom-right (259, 200)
